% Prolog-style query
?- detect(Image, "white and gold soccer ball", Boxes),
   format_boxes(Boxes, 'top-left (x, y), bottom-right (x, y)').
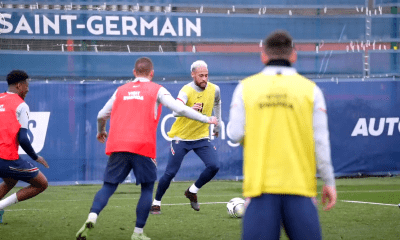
top-left (227, 197), bottom-right (245, 218)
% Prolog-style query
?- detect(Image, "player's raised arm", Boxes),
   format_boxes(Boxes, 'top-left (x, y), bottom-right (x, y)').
top-left (171, 90), bottom-right (188, 117)
top-left (158, 87), bottom-right (218, 125)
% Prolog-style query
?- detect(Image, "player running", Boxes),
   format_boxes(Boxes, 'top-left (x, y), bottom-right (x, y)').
top-left (0, 70), bottom-right (50, 224)
top-left (76, 57), bottom-right (218, 240)
top-left (150, 60), bottom-right (221, 214)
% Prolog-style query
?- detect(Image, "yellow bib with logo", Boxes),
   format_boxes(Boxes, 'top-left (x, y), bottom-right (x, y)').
top-left (168, 82), bottom-right (216, 140)
top-left (242, 72), bottom-right (317, 197)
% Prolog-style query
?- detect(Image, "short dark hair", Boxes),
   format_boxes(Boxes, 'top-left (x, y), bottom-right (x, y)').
top-left (263, 30), bottom-right (293, 59)
top-left (134, 57), bottom-right (153, 76)
top-left (7, 70), bottom-right (29, 85)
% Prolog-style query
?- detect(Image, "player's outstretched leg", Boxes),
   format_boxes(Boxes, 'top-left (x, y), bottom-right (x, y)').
top-left (184, 141), bottom-right (220, 211)
top-left (132, 182), bottom-right (154, 240)
top-left (76, 182), bottom-right (118, 240)
top-left (0, 177), bottom-right (18, 223)
top-left (151, 142), bottom-right (188, 214)
top-left (0, 172), bottom-right (48, 224)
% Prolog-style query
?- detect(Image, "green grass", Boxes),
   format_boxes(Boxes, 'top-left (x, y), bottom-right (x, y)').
top-left (1, 177), bottom-right (400, 240)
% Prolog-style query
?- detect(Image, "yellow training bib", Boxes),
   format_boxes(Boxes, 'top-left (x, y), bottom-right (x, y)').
top-left (168, 83), bottom-right (216, 140)
top-left (242, 72), bottom-right (317, 198)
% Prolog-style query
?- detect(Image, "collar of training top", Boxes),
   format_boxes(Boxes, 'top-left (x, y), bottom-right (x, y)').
top-left (261, 65), bottom-right (297, 76)
top-left (133, 77), bottom-right (150, 82)
top-left (266, 59), bottom-right (291, 67)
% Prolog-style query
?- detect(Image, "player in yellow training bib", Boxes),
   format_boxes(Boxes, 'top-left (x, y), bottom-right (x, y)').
top-left (150, 60), bottom-right (221, 213)
top-left (228, 31), bottom-right (337, 240)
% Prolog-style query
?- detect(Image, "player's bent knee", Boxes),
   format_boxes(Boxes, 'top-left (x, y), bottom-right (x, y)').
top-left (208, 164), bottom-right (220, 174)
top-left (163, 171), bottom-right (178, 180)
top-left (30, 172), bottom-right (48, 192)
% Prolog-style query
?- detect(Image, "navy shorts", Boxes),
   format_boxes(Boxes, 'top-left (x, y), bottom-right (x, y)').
top-left (242, 194), bottom-right (322, 240)
top-left (104, 152), bottom-right (157, 185)
top-left (0, 157), bottom-right (39, 182)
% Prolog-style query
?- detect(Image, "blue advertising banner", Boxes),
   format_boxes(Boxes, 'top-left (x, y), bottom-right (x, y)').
top-left (0, 51), bottom-right (365, 80)
top-left (0, 9), bottom-right (366, 41)
top-left (0, 79), bottom-right (399, 185)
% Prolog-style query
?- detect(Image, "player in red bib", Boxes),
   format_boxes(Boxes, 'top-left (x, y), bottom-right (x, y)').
top-left (0, 70), bottom-right (50, 224)
top-left (76, 58), bottom-right (218, 240)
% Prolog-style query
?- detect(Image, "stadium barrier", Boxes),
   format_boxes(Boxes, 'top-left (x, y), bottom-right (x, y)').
top-left (1, 0), bottom-right (368, 8)
top-left (371, 16), bottom-right (400, 42)
top-left (0, 79), bottom-right (398, 185)
top-left (373, 0), bottom-right (400, 7)
top-left (0, 9), bottom-right (367, 42)
top-left (0, 51), bottom-right (365, 80)
top-left (369, 50), bottom-right (400, 76)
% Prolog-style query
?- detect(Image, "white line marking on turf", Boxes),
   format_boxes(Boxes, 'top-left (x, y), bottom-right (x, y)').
top-left (158, 202), bottom-right (227, 206)
top-left (341, 200), bottom-right (398, 207)
top-left (19, 189), bottom-right (400, 204)
top-left (337, 190), bottom-right (400, 193)
top-left (7, 202), bottom-right (229, 211)
top-left (6, 209), bottom-right (41, 211)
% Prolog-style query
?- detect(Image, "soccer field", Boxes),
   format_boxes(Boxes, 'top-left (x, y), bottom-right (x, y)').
top-left (1, 177), bottom-right (399, 240)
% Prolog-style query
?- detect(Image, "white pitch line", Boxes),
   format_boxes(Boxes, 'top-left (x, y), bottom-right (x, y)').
top-left (337, 190), bottom-right (400, 193)
top-left (7, 202), bottom-right (229, 212)
top-left (9, 190), bottom-right (400, 204)
top-left (340, 200), bottom-right (398, 207)
top-left (160, 202), bottom-right (227, 206)
top-left (6, 209), bottom-right (41, 211)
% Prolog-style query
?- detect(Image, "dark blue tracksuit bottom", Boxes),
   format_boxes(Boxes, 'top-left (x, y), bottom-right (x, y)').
top-left (155, 139), bottom-right (219, 201)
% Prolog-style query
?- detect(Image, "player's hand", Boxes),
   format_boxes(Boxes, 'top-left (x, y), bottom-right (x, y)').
top-left (207, 116), bottom-right (218, 126)
top-left (36, 156), bottom-right (49, 168)
top-left (192, 103), bottom-right (203, 112)
top-left (321, 185), bottom-right (337, 211)
top-left (97, 131), bottom-right (108, 143)
top-left (244, 197), bottom-right (251, 210)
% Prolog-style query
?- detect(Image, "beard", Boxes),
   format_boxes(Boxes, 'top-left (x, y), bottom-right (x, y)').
top-left (195, 81), bottom-right (207, 89)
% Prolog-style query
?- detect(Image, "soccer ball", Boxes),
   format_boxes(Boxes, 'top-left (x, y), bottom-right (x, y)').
top-left (227, 197), bottom-right (245, 218)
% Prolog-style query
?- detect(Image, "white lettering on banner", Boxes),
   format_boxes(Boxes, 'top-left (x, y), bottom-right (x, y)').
top-left (43, 15), bottom-right (59, 34)
top-left (61, 15), bottom-right (77, 35)
top-left (14, 15), bottom-right (33, 34)
top-left (123, 91), bottom-right (143, 100)
top-left (122, 16), bottom-right (138, 35)
top-left (35, 14), bottom-right (40, 34)
top-left (0, 13), bottom-right (201, 37)
top-left (140, 17), bottom-right (158, 36)
top-left (18, 112), bottom-right (51, 154)
top-left (178, 17), bottom-right (183, 36)
top-left (160, 114), bottom-right (240, 147)
top-left (186, 18), bottom-right (201, 36)
top-left (160, 18), bottom-right (177, 36)
top-left (87, 16), bottom-right (103, 35)
top-left (351, 117), bottom-right (400, 136)
top-left (0, 13), bottom-right (13, 33)
top-left (106, 16), bottom-right (120, 35)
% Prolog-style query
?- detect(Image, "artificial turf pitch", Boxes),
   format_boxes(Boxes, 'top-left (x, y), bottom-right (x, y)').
top-left (0, 177), bottom-right (399, 240)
